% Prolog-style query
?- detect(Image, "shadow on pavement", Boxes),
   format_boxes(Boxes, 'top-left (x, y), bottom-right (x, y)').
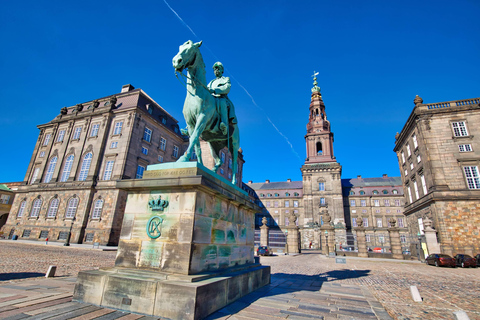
top-left (0, 272), bottom-right (45, 281)
top-left (206, 269), bottom-right (371, 319)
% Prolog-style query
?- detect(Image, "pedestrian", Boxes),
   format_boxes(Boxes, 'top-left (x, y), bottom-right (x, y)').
top-left (45, 237), bottom-right (48, 245)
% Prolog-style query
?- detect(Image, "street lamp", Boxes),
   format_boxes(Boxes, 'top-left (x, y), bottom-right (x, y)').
top-left (325, 230), bottom-right (329, 256)
top-left (64, 216), bottom-right (76, 246)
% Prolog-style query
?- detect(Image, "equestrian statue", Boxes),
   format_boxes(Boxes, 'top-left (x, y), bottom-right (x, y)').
top-left (172, 40), bottom-right (240, 185)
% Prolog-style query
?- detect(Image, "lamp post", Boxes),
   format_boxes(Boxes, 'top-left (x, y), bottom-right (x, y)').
top-left (64, 216), bottom-right (76, 246)
top-left (325, 230), bottom-right (329, 256)
top-left (417, 232), bottom-right (424, 261)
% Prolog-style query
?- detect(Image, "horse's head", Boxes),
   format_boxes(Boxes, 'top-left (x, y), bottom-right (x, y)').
top-left (172, 40), bottom-right (202, 72)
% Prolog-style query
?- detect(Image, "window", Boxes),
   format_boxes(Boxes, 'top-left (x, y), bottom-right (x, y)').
top-left (413, 180), bottom-right (419, 199)
top-left (407, 186), bottom-right (413, 203)
top-left (92, 199), bottom-right (103, 219)
top-left (400, 235), bottom-right (406, 243)
top-left (73, 127), bottom-right (82, 140)
top-left (221, 152), bottom-right (225, 163)
top-left (410, 162), bottom-right (414, 170)
top-left (30, 167), bottom-right (40, 185)
top-left (352, 209), bottom-right (356, 213)
top-left (160, 137), bottom-right (167, 151)
top-left (384, 200), bottom-right (390, 206)
top-left (39, 151), bottom-right (45, 158)
top-left (143, 127), bottom-right (152, 142)
top-left (459, 144), bottom-right (472, 152)
top-left (0, 195), bottom-right (10, 204)
top-left (30, 198), bottom-right (42, 217)
top-left (39, 231), bottom-right (49, 239)
top-left (136, 165), bottom-right (145, 179)
top-left (375, 209), bottom-right (380, 213)
top-left (66, 197), bottom-right (79, 219)
top-left (294, 192), bottom-right (299, 196)
top-left (382, 190), bottom-right (388, 195)
top-left (359, 191), bottom-right (365, 195)
top-left (228, 159), bottom-right (232, 169)
top-left (58, 231), bottom-right (68, 240)
top-left (90, 124), bottom-right (100, 137)
top-left (274, 201), bottom-right (278, 207)
top-left (349, 191), bottom-right (355, 195)
top-left (404, 169), bottom-right (408, 176)
top-left (319, 182), bottom-right (325, 191)
top-left (173, 145), bottom-right (179, 158)
top-left (43, 133), bottom-right (51, 146)
top-left (363, 218), bottom-right (369, 227)
top-left (22, 230), bottom-right (31, 238)
top-left (17, 200), bottom-right (26, 217)
top-left (420, 174), bottom-right (427, 195)
top-left (378, 234), bottom-right (385, 243)
top-left (162, 117), bottom-right (167, 125)
top-left (44, 157), bottom-right (58, 183)
top-left (350, 200), bottom-right (355, 207)
top-left (418, 218), bottom-right (424, 235)
top-left (386, 209), bottom-right (390, 213)
top-left (267, 194), bottom-right (271, 197)
top-left (362, 209), bottom-right (367, 213)
top-left (110, 141), bottom-right (118, 149)
top-left (412, 134), bottom-right (418, 148)
top-left (406, 144), bottom-right (411, 157)
top-left (376, 218), bottom-right (383, 227)
top-left (452, 121), bottom-right (468, 137)
top-left (220, 168), bottom-right (224, 174)
top-left (398, 218), bottom-right (405, 228)
top-left (85, 233), bottom-right (94, 242)
top-left (142, 147), bottom-right (148, 155)
top-left (352, 218), bottom-right (357, 227)
top-left (103, 160), bottom-right (114, 180)
top-left (274, 193), bottom-right (279, 197)
top-left (320, 198), bottom-right (326, 205)
top-left (395, 199), bottom-right (401, 206)
top-left (57, 130), bottom-right (65, 142)
top-left (401, 151), bottom-right (405, 163)
top-left (285, 217), bottom-right (289, 226)
top-left (114, 121), bottom-right (123, 135)
top-left (372, 190), bottom-right (379, 195)
top-left (361, 200), bottom-right (366, 207)
top-left (365, 234), bottom-right (371, 242)
top-left (293, 201), bottom-right (299, 207)
top-left (78, 153), bottom-right (93, 181)
top-left (392, 189), bottom-right (398, 194)
top-left (285, 200), bottom-right (290, 207)
top-left (464, 166), bottom-right (480, 189)
top-left (285, 192), bottom-right (290, 197)
top-left (47, 198), bottom-right (59, 218)
top-left (396, 209), bottom-right (401, 213)
top-left (417, 155), bottom-right (421, 163)
top-left (228, 172), bottom-right (232, 179)
top-left (158, 155), bottom-right (163, 163)
top-left (266, 201), bottom-right (270, 207)
top-left (60, 155), bottom-right (74, 182)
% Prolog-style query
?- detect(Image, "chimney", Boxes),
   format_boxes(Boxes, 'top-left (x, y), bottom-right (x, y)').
top-left (265, 180), bottom-right (270, 183)
top-left (248, 180), bottom-right (252, 184)
top-left (357, 175), bottom-right (362, 179)
top-left (383, 174), bottom-right (388, 178)
top-left (287, 179), bottom-right (291, 182)
top-left (121, 84), bottom-right (135, 93)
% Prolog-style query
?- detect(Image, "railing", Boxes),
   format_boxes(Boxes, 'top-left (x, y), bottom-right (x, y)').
top-left (425, 98), bottom-right (479, 110)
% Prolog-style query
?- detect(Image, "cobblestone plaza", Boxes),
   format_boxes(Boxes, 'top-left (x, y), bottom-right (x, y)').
top-left (0, 241), bottom-right (478, 319)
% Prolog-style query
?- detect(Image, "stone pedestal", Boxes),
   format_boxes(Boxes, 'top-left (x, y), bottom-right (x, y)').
top-left (354, 227), bottom-right (368, 258)
top-left (424, 228), bottom-right (441, 254)
top-left (286, 226), bottom-right (301, 254)
top-left (260, 224), bottom-right (269, 247)
top-left (73, 162), bottom-right (270, 320)
top-left (387, 227), bottom-right (404, 259)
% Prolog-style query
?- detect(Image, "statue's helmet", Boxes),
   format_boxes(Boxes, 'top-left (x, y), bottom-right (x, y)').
top-left (212, 62), bottom-right (224, 71)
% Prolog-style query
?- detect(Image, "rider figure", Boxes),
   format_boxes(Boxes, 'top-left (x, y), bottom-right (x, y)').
top-left (207, 62), bottom-right (237, 135)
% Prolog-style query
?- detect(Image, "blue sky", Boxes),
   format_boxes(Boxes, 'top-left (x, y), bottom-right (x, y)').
top-left (1, 0), bottom-right (479, 184)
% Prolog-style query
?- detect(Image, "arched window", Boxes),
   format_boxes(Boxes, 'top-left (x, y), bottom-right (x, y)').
top-left (78, 153), bottom-right (93, 181)
top-left (66, 197), bottom-right (79, 219)
top-left (359, 191), bottom-right (365, 195)
top-left (392, 189), bottom-right (398, 194)
top-left (349, 191), bottom-right (355, 195)
top-left (30, 198), bottom-right (42, 217)
top-left (17, 200), bottom-right (26, 217)
top-left (372, 190), bottom-right (379, 195)
top-left (44, 157), bottom-right (58, 183)
top-left (267, 193), bottom-right (272, 197)
top-left (382, 190), bottom-right (388, 195)
top-left (285, 192), bottom-right (290, 197)
top-left (92, 199), bottom-right (103, 219)
top-left (60, 155), bottom-right (74, 182)
top-left (294, 192), bottom-right (299, 196)
top-left (316, 142), bottom-right (323, 155)
top-left (274, 193), bottom-right (279, 197)
top-left (47, 198), bottom-right (59, 218)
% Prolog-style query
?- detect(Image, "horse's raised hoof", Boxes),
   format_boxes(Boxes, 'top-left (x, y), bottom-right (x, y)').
top-left (177, 154), bottom-right (189, 162)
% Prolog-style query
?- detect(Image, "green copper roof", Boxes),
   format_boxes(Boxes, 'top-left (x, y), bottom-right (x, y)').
top-left (0, 184), bottom-right (11, 192)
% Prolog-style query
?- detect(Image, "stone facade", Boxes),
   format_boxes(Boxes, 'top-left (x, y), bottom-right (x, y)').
top-left (1, 84), bottom-right (244, 245)
top-left (0, 184), bottom-right (15, 234)
top-left (394, 96), bottom-right (480, 257)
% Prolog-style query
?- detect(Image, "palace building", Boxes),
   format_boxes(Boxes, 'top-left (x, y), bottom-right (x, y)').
top-left (1, 84), bottom-right (243, 245)
top-left (394, 95), bottom-right (480, 257)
